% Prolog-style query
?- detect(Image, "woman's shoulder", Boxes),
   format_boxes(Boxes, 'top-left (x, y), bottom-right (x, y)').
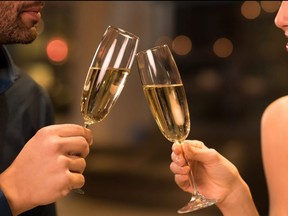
top-left (261, 95), bottom-right (288, 125)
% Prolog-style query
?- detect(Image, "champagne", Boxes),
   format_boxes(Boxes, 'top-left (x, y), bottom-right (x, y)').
top-left (143, 84), bottom-right (190, 142)
top-left (80, 66), bottom-right (130, 126)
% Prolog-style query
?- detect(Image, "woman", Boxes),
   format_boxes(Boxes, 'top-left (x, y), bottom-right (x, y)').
top-left (170, 2), bottom-right (288, 215)
top-left (261, 1), bottom-right (288, 215)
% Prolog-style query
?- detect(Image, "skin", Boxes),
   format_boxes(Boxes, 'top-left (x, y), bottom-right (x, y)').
top-left (0, 1), bottom-right (94, 215)
top-left (261, 2), bottom-right (288, 215)
top-left (171, 2), bottom-right (288, 216)
top-left (170, 140), bottom-right (259, 216)
top-left (0, 125), bottom-right (93, 215)
top-left (0, 1), bottom-right (44, 44)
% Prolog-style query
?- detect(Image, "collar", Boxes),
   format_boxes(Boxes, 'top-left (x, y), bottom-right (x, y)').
top-left (0, 45), bottom-right (19, 94)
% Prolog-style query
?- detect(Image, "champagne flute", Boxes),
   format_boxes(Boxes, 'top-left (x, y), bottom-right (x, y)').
top-left (77, 26), bottom-right (139, 193)
top-left (136, 44), bottom-right (217, 213)
top-left (80, 25), bottom-right (139, 126)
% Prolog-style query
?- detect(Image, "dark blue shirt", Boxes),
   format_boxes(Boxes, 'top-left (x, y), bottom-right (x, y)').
top-left (0, 45), bottom-right (57, 215)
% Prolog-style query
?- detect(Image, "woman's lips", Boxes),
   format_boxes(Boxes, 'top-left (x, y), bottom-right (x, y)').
top-left (284, 33), bottom-right (288, 52)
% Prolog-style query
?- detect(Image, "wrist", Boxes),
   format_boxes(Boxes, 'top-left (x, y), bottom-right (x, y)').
top-left (217, 177), bottom-right (259, 216)
top-left (0, 169), bottom-right (22, 216)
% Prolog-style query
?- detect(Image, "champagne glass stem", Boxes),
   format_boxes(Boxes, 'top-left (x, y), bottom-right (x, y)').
top-left (179, 141), bottom-right (198, 197)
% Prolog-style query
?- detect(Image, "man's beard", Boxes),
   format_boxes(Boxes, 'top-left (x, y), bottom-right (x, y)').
top-left (0, 20), bottom-right (38, 44)
top-left (0, 4), bottom-right (38, 44)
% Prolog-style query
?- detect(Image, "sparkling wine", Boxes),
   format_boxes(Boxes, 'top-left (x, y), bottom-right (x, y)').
top-left (143, 83), bottom-right (190, 142)
top-left (80, 66), bottom-right (130, 126)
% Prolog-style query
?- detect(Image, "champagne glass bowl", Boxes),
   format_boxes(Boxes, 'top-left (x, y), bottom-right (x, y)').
top-left (80, 25), bottom-right (139, 127)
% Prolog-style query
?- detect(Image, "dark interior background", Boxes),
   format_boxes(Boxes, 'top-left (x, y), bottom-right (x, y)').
top-left (7, 1), bottom-right (287, 215)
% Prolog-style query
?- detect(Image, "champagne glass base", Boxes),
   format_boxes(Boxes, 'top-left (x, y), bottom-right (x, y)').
top-left (177, 193), bottom-right (217, 214)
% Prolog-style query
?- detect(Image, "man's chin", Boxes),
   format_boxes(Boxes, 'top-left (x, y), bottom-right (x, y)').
top-left (19, 39), bottom-right (36, 44)
top-left (4, 32), bottom-right (37, 44)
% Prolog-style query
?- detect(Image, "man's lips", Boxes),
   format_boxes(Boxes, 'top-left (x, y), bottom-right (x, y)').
top-left (21, 11), bottom-right (41, 24)
top-left (21, 5), bottom-right (44, 24)
top-left (21, 2), bottom-right (44, 13)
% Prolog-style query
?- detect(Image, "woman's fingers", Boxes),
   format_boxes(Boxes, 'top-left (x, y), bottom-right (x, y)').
top-left (174, 174), bottom-right (191, 192)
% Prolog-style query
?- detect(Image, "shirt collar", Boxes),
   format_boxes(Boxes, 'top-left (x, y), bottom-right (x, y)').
top-left (0, 45), bottom-right (18, 94)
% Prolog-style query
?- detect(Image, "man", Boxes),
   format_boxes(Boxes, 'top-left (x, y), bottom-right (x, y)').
top-left (0, 1), bottom-right (93, 215)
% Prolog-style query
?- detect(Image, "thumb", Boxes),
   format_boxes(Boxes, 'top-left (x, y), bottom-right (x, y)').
top-left (182, 140), bottom-right (215, 164)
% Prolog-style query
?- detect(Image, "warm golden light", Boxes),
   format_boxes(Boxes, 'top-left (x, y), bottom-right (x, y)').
top-left (46, 38), bottom-right (68, 63)
top-left (241, 1), bottom-right (261, 19)
top-left (194, 69), bottom-right (222, 92)
top-left (27, 63), bottom-right (55, 91)
top-left (260, 1), bottom-right (281, 13)
top-left (172, 35), bottom-right (192, 55)
top-left (241, 76), bottom-right (266, 96)
top-left (213, 37), bottom-right (233, 58)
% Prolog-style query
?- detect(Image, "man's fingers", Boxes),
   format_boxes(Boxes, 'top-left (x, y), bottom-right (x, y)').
top-left (61, 136), bottom-right (90, 158)
top-left (68, 157), bottom-right (86, 174)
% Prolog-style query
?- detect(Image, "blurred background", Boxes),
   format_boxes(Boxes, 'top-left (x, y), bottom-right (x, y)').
top-left (6, 1), bottom-right (287, 215)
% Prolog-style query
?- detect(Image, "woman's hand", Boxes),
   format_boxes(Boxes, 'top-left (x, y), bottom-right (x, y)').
top-left (170, 140), bottom-right (259, 216)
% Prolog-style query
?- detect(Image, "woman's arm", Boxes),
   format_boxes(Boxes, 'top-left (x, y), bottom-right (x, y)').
top-left (261, 95), bottom-right (288, 216)
top-left (170, 140), bottom-right (259, 216)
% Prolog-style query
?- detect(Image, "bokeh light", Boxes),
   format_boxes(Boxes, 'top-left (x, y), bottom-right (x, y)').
top-left (46, 38), bottom-right (69, 63)
top-left (172, 35), bottom-right (192, 55)
top-left (194, 68), bottom-right (223, 92)
top-left (213, 37), bottom-right (233, 58)
top-left (241, 1), bottom-right (261, 19)
top-left (27, 63), bottom-right (55, 91)
top-left (260, 1), bottom-right (281, 13)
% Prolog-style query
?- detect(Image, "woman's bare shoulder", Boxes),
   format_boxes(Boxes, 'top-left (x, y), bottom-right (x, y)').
top-left (262, 95), bottom-right (288, 123)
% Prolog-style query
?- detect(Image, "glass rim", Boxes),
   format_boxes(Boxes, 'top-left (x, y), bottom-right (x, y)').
top-left (107, 25), bottom-right (139, 40)
top-left (136, 44), bottom-right (170, 56)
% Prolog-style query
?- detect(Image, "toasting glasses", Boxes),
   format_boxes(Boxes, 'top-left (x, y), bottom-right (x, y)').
top-left (80, 26), bottom-right (139, 127)
top-left (136, 44), bottom-right (217, 213)
top-left (77, 26), bottom-right (139, 194)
